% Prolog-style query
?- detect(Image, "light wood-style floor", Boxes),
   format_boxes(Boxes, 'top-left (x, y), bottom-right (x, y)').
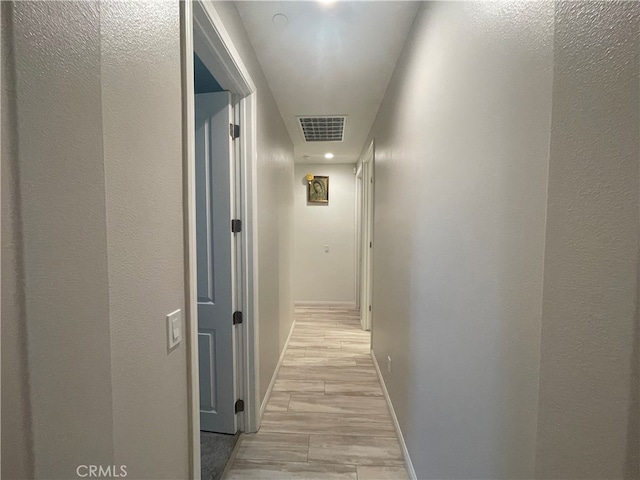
top-left (225, 307), bottom-right (409, 480)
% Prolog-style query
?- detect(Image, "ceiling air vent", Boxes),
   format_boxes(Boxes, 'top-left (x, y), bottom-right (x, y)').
top-left (298, 116), bottom-right (346, 142)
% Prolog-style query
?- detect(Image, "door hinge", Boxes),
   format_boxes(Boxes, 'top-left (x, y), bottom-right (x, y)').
top-left (230, 123), bottom-right (240, 140)
top-left (369, 241), bottom-right (372, 248)
top-left (233, 311), bottom-right (243, 325)
top-left (231, 219), bottom-right (242, 233)
top-left (234, 399), bottom-right (245, 414)
top-left (368, 305), bottom-right (372, 312)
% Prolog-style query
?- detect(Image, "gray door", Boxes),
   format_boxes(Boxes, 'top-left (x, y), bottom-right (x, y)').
top-left (196, 91), bottom-right (237, 434)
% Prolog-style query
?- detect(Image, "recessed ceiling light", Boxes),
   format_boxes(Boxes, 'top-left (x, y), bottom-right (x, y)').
top-left (319, 0), bottom-right (336, 5)
top-left (324, 153), bottom-right (334, 159)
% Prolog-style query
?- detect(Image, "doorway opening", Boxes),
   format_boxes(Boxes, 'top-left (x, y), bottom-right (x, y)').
top-left (181, 1), bottom-right (260, 478)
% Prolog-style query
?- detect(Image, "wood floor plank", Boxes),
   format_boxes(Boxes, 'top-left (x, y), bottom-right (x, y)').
top-left (236, 433), bottom-right (309, 462)
top-left (259, 412), bottom-right (395, 437)
top-left (272, 379), bottom-right (325, 394)
top-left (308, 435), bottom-right (404, 465)
top-left (292, 329), bottom-right (332, 336)
top-left (278, 366), bottom-right (377, 382)
top-left (265, 392), bottom-right (290, 412)
top-left (355, 356), bottom-right (374, 367)
top-left (288, 339), bottom-right (342, 349)
top-left (284, 348), bottom-right (307, 358)
top-left (340, 341), bottom-right (371, 352)
top-left (289, 394), bottom-right (388, 415)
top-left (357, 465), bottom-right (410, 479)
top-left (324, 381), bottom-right (383, 396)
top-left (305, 348), bottom-right (370, 359)
top-left (282, 357), bottom-right (357, 367)
top-left (295, 319), bottom-right (339, 325)
top-left (226, 461), bottom-right (356, 480)
top-left (324, 333), bottom-right (370, 342)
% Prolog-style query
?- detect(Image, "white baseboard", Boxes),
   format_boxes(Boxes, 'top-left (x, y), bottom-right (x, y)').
top-left (371, 350), bottom-right (417, 480)
top-left (259, 319), bottom-right (296, 419)
top-left (294, 300), bottom-right (357, 309)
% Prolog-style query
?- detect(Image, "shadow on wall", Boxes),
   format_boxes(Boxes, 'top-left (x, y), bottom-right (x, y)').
top-left (194, 53), bottom-right (224, 94)
top-left (1, 3), bottom-right (35, 477)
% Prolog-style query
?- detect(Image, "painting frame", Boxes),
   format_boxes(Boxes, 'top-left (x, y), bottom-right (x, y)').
top-left (307, 176), bottom-right (329, 204)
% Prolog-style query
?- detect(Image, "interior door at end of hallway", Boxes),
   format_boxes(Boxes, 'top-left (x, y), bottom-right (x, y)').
top-left (195, 91), bottom-right (237, 434)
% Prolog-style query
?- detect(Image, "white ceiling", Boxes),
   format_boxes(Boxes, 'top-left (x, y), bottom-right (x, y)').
top-left (235, 1), bottom-right (420, 164)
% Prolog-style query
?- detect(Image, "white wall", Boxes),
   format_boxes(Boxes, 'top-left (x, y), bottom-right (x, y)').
top-left (100, 3), bottom-right (189, 477)
top-left (208, 2), bottom-right (295, 402)
top-left (293, 164), bottom-right (357, 306)
top-left (12, 4), bottom-right (116, 476)
top-left (535, 3), bottom-right (639, 478)
top-left (367, 2), bottom-right (554, 478)
top-left (366, 2), bottom-right (639, 479)
top-left (4, 3), bottom-right (294, 476)
top-left (7, 2), bottom-right (188, 478)
top-left (5, 2), bottom-right (296, 476)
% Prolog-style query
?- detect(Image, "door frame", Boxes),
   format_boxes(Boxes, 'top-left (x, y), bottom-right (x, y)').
top-left (181, 2), bottom-right (260, 478)
top-left (355, 163), bottom-right (363, 311)
top-left (358, 140), bottom-right (374, 331)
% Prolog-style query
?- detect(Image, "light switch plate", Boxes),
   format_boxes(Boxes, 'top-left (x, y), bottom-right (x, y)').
top-left (167, 309), bottom-right (182, 351)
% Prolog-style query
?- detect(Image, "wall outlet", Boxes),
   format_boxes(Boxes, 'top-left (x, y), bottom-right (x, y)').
top-left (324, 245), bottom-right (329, 253)
top-left (387, 355), bottom-right (392, 373)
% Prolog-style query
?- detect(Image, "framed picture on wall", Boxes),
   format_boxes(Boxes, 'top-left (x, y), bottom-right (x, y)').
top-left (308, 176), bottom-right (329, 204)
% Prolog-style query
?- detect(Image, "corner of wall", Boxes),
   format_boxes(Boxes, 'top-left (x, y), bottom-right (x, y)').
top-left (1, 2), bottom-right (35, 477)
top-left (535, 3), bottom-right (640, 477)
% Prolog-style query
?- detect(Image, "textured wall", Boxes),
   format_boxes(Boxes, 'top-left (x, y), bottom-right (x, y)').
top-left (5, 3), bottom-right (292, 477)
top-left (100, 3), bottom-right (189, 479)
top-left (6, 2), bottom-right (190, 478)
top-left (1, 3), bottom-right (34, 478)
top-left (211, 2), bottom-right (295, 401)
top-left (12, 3), bottom-right (115, 477)
top-left (366, 3), bottom-right (554, 478)
top-left (535, 3), bottom-right (640, 478)
top-left (367, 2), bottom-right (639, 479)
top-left (293, 164), bottom-right (357, 305)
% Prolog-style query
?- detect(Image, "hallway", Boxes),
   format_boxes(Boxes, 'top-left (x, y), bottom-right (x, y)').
top-left (225, 307), bottom-right (408, 480)
top-left (3, 2), bottom-right (638, 479)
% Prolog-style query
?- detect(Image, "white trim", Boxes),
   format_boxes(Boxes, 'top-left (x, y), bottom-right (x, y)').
top-left (193, 2), bottom-right (254, 96)
top-left (240, 91), bottom-right (261, 434)
top-left (294, 301), bottom-right (357, 309)
top-left (183, 1), bottom-right (260, 477)
top-left (371, 350), bottom-right (417, 480)
top-left (259, 319), bottom-right (296, 418)
top-left (360, 140), bottom-right (374, 332)
top-left (354, 167), bottom-right (362, 311)
top-left (179, 3), bottom-right (200, 478)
